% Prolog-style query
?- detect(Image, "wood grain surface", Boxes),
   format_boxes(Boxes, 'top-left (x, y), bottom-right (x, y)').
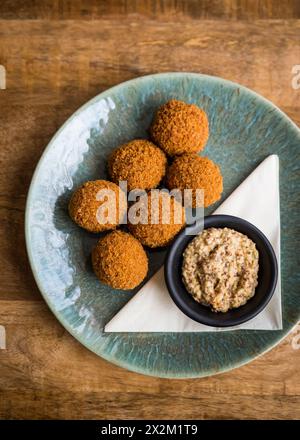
top-left (0, 0), bottom-right (299, 420)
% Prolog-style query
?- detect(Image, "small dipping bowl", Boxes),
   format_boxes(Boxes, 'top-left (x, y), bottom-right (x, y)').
top-left (165, 215), bottom-right (278, 327)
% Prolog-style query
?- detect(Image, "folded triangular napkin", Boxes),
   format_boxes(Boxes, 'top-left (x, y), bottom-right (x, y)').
top-left (105, 155), bottom-right (282, 332)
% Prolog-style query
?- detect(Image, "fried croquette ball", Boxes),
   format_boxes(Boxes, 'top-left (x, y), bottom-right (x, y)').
top-left (92, 230), bottom-right (148, 289)
top-left (166, 154), bottom-right (223, 208)
top-left (150, 99), bottom-right (209, 156)
top-left (108, 139), bottom-right (167, 191)
top-left (68, 180), bottom-right (126, 233)
top-left (128, 191), bottom-right (185, 248)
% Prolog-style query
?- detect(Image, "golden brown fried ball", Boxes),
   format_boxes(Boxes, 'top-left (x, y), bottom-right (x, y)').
top-left (150, 99), bottom-right (209, 156)
top-left (92, 230), bottom-right (148, 290)
top-left (68, 180), bottom-right (126, 233)
top-left (108, 139), bottom-right (167, 191)
top-left (166, 154), bottom-right (223, 208)
top-left (128, 191), bottom-right (185, 248)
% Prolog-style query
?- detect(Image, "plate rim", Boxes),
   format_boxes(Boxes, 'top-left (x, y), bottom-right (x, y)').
top-left (25, 72), bottom-right (300, 378)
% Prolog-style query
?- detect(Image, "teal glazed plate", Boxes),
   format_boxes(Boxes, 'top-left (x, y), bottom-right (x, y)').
top-left (25, 73), bottom-right (300, 378)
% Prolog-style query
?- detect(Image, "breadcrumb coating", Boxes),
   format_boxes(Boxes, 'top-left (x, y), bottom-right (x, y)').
top-left (166, 154), bottom-right (223, 208)
top-left (108, 139), bottom-right (167, 191)
top-left (68, 180), bottom-right (127, 233)
top-left (128, 191), bottom-right (185, 248)
top-left (150, 99), bottom-right (209, 156)
top-left (92, 230), bottom-right (148, 290)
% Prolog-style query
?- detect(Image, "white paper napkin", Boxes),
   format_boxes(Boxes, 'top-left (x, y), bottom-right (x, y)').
top-left (105, 155), bottom-right (282, 332)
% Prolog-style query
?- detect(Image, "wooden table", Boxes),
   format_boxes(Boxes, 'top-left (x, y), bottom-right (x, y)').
top-left (0, 1), bottom-right (299, 420)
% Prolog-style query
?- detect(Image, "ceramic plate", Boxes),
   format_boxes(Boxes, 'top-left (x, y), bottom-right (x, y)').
top-left (25, 73), bottom-right (300, 378)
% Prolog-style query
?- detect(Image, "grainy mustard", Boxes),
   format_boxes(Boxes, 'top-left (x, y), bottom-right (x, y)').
top-left (182, 227), bottom-right (259, 313)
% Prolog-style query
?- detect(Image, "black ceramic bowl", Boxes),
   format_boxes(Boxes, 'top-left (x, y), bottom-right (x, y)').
top-left (165, 215), bottom-right (278, 327)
